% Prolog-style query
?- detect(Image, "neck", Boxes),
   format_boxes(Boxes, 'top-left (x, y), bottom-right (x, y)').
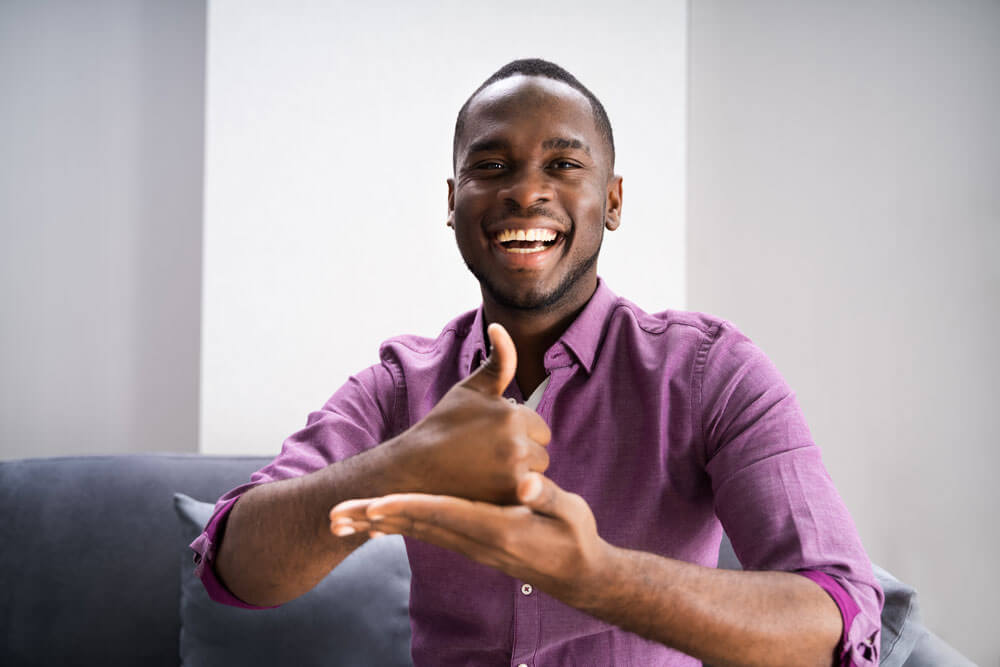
top-left (482, 277), bottom-right (597, 396)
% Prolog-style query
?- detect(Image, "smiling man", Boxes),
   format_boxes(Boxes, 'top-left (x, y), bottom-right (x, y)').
top-left (192, 59), bottom-right (883, 666)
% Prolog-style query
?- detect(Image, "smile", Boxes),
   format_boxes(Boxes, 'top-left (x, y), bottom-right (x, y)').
top-left (493, 228), bottom-right (560, 254)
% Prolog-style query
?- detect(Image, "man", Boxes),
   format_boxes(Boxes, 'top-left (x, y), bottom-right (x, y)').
top-left (192, 59), bottom-right (883, 666)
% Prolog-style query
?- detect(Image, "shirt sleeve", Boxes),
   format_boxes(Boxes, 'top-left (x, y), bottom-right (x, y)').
top-left (697, 321), bottom-right (884, 666)
top-left (188, 360), bottom-right (400, 607)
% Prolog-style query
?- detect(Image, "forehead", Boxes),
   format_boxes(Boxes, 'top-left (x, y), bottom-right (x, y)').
top-left (459, 75), bottom-right (602, 155)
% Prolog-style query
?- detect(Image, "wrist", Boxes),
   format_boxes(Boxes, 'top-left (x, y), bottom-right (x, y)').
top-left (559, 537), bottom-right (622, 611)
top-left (377, 431), bottom-right (427, 494)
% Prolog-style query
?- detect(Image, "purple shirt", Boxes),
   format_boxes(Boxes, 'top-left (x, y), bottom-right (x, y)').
top-left (192, 279), bottom-right (883, 666)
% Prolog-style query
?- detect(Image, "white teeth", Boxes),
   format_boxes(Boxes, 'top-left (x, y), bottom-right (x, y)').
top-left (507, 246), bottom-right (547, 254)
top-left (494, 228), bottom-right (558, 243)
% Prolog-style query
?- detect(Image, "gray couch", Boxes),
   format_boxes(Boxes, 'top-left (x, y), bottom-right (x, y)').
top-left (0, 454), bottom-right (974, 666)
top-left (0, 454), bottom-right (411, 667)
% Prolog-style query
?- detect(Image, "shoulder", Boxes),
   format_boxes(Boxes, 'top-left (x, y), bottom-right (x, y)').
top-left (376, 308), bottom-right (479, 368)
top-left (599, 296), bottom-right (771, 391)
top-left (605, 294), bottom-right (740, 347)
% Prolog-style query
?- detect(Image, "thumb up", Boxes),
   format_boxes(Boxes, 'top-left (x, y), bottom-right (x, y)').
top-left (460, 323), bottom-right (517, 397)
top-left (389, 321), bottom-right (551, 504)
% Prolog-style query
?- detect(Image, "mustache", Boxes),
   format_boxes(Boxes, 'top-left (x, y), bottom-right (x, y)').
top-left (486, 201), bottom-right (571, 228)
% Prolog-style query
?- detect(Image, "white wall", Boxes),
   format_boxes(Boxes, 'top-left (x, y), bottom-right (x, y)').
top-left (0, 0), bottom-right (205, 459)
top-left (688, 2), bottom-right (999, 663)
top-left (200, 0), bottom-right (687, 455)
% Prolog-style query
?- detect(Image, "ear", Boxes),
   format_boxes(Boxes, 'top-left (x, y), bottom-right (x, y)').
top-left (605, 175), bottom-right (623, 231)
top-left (446, 178), bottom-right (456, 228)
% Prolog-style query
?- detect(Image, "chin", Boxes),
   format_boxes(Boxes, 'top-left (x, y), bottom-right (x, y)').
top-left (465, 244), bottom-right (601, 313)
top-left (474, 268), bottom-right (591, 312)
top-left (487, 283), bottom-right (562, 311)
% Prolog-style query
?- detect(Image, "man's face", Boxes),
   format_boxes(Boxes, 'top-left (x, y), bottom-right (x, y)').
top-left (448, 76), bottom-right (621, 312)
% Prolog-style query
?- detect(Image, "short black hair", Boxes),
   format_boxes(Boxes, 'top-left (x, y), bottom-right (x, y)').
top-left (452, 58), bottom-right (615, 172)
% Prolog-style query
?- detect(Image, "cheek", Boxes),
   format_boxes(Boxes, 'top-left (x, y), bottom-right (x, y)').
top-left (452, 193), bottom-right (491, 229)
top-left (569, 191), bottom-right (608, 230)
top-left (453, 223), bottom-right (488, 261)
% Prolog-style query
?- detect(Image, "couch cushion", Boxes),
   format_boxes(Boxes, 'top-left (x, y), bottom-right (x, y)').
top-left (0, 454), bottom-right (271, 667)
top-left (174, 494), bottom-right (412, 666)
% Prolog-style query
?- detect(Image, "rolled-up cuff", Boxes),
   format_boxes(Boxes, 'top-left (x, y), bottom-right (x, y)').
top-left (797, 569), bottom-right (878, 666)
top-left (188, 496), bottom-right (276, 610)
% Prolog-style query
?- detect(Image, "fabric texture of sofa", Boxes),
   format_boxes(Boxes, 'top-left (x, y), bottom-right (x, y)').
top-left (0, 453), bottom-right (974, 666)
top-left (0, 454), bottom-right (410, 666)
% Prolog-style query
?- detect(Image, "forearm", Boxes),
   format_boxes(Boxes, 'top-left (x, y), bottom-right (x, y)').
top-left (215, 438), bottom-right (414, 607)
top-left (571, 544), bottom-right (842, 667)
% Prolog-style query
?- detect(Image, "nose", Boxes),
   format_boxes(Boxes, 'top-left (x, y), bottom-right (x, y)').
top-left (500, 168), bottom-right (552, 210)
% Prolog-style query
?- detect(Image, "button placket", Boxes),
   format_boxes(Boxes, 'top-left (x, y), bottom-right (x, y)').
top-left (511, 579), bottom-right (540, 667)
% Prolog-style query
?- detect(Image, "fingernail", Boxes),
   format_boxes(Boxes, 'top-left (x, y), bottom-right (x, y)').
top-left (333, 517), bottom-right (353, 526)
top-left (368, 514), bottom-right (385, 522)
top-left (521, 475), bottom-right (542, 502)
top-left (333, 524), bottom-right (356, 536)
top-left (369, 530), bottom-right (386, 539)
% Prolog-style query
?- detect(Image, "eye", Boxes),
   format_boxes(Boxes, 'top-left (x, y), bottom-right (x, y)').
top-left (550, 159), bottom-right (581, 170)
top-left (474, 160), bottom-right (505, 170)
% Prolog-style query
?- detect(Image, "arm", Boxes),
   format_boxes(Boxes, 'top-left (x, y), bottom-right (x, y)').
top-left (328, 322), bottom-right (880, 665)
top-left (202, 323), bottom-right (550, 607)
top-left (330, 474), bottom-right (841, 667)
top-left (214, 439), bottom-right (412, 607)
top-left (583, 540), bottom-right (842, 667)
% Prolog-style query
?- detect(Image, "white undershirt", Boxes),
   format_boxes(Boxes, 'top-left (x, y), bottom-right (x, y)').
top-left (522, 376), bottom-right (550, 412)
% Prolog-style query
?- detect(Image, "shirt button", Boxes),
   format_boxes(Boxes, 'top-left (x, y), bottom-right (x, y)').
top-left (521, 583), bottom-right (533, 595)
top-left (518, 663), bottom-right (528, 667)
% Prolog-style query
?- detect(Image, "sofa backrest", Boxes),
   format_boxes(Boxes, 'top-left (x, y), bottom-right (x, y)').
top-left (0, 454), bottom-right (271, 667)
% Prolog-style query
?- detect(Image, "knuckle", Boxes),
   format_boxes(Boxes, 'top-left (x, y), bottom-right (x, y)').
top-left (499, 409), bottom-right (520, 430)
top-left (494, 529), bottom-right (514, 553)
top-left (408, 520), bottom-right (429, 541)
top-left (480, 362), bottom-right (500, 379)
top-left (492, 439), bottom-right (515, 464)
top-left (566, 492), bottom-right (587, 511)
top-left (512, 440), bottom-right (529, 461)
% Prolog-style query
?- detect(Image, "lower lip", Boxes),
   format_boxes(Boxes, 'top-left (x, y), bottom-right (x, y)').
top-left (490, 236), bottom-right (564, 269)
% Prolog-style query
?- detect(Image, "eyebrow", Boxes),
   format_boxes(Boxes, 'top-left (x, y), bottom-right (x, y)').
top-left (465, 136), bottom-right (593, 157)
top-left (542, 137), bottom-right (591, 155)
top-left (465, 139), bottom-right (510, 155)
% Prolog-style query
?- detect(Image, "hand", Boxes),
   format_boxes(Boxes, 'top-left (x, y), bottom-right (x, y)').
top-left (329, 472), bottom-right (611, 608)
top-left (388, 323), bottom-right (551, 504)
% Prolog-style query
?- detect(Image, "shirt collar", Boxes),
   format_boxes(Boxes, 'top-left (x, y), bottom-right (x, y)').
top-left (465, 277), bottom-right (619, 376)
top-left (553, 277), bottom-right (618, 374)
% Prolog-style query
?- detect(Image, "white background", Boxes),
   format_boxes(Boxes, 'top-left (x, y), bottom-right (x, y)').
top-left (688, 2), bottom-right (999, 662)
top-left (0, 0), bottom-right (204, 457)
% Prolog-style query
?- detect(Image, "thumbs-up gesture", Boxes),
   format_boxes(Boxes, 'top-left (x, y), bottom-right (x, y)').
top-left (390, 323), bottom-right (551, 504)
